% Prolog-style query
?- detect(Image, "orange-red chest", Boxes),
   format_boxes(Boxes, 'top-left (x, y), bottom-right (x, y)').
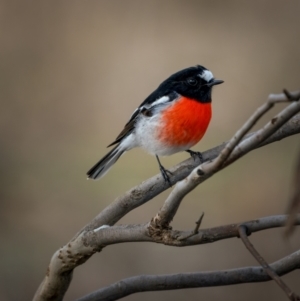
top-left (158, 97), bottom-right (212, 147)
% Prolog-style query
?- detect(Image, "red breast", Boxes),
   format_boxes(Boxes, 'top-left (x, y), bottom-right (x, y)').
top-left (158, 97), bottom-right (212, 147)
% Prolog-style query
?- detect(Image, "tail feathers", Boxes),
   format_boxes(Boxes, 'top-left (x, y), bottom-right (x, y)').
top-left (87, 145), bottom-right (124, 180)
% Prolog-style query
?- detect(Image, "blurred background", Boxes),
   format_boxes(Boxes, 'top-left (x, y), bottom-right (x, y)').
top-left (1, 1), bottom-right (300, 300)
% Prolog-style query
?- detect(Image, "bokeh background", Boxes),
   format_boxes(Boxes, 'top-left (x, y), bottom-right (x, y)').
top-left (1, 1), bottom-right (300, 300)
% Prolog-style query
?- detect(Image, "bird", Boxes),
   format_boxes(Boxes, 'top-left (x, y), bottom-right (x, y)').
top-left (87, 65), bottom-right (223, 185)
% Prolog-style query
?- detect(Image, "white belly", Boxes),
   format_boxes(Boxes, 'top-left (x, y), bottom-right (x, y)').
top-left (133, 114), bottom-right (190, 156)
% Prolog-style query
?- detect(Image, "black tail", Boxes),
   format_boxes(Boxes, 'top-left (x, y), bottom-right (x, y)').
top-left (87, 145), bottom-right (124, 180)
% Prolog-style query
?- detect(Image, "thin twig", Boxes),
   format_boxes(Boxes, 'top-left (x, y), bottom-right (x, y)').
top-left (238, 225), bottom-right (300, 301)
top-left (177, 212), bottom-right (205, 241)
top-left (283, 89), bottom-right (300, 101)
top-left (194, 212), bottom-right (204, 233)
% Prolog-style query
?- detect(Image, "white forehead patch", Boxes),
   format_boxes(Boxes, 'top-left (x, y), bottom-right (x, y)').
top-left (199, 70), bottom-right (214, 82)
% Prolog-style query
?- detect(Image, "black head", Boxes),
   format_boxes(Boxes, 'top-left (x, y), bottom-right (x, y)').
top-left (158, 65), bottom-right (223, 103)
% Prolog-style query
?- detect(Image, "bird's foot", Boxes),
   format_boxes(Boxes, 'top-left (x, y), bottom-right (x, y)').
top-left (159, 164), bottom-right (173, 186)
top-left (186, 150), bottom-right (203, 162)
top-left (156, 155), bottom-right (173, 186)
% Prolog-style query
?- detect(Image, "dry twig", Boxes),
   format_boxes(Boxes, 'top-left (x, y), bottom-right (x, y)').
top-left (238, 225), bottom-right (300, 301)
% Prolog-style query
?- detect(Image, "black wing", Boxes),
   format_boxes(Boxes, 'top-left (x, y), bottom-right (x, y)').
top-left (107, 90), bottom-right (178, 148)
top-left (107, 108), bottom-right (140, 147)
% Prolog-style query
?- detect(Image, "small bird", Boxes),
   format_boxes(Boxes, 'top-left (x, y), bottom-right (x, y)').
top-left (87, 65), bottom-right (223, 184)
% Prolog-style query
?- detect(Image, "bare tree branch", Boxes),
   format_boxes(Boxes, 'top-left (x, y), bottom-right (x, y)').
top-left (82, 215), bottom-right (300, 248)
top-left (75, 249), bottom-right (300, 301)
top-left (34, 215), bottom-right (300, 301)
top-left (33, 90), bottom-right (300, 301)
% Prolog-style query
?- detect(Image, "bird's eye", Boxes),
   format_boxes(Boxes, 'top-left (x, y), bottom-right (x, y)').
top-left (186, 78), bottom-right (198, 86)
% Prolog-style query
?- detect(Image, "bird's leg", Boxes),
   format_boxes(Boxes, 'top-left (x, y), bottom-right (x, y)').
top-left (156, 155), bottom-right (173, 186)
top-left (186, 149), bottom-right (203, 162)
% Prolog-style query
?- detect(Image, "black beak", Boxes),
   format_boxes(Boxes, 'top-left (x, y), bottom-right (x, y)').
top-left (207, 79), bottom-right (224, 87)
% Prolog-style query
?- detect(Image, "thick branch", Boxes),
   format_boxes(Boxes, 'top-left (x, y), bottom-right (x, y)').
top-left (85, 215), bottom-right (300, 247)
top-left (76, 249), bottom-right (300, 301)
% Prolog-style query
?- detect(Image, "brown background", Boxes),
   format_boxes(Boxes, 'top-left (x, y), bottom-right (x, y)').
top-left (1, 1), bottom-right (300, 300)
